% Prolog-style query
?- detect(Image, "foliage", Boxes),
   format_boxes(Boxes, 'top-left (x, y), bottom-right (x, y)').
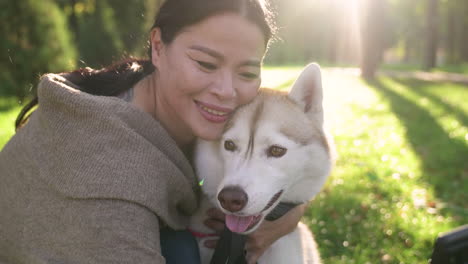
top-left (75, 0), bottom-right (124, 67)
top-left (0, 0), bottom-right (156, 98)
top-left (111, 0), bottom-right (153, 57)
top-left (58, 0), bottom-right (157, 68)
top-left (0, 0), bottom-right (77, 98)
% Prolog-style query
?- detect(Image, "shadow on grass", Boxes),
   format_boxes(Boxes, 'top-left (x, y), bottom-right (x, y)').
top-left (307, 186), bottom-right (424, 262)
top-left (307, 192), bottom-right (376, 260)
top-left (365, 78), bottom-right (468, 210)
top-left (391, 78), bottom-right (468, 128)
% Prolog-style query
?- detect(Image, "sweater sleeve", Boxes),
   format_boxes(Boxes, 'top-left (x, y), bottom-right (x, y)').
top-left (25, 198), bottom-right (166, 264)
top-left (31, 73), bottom-right (198, 230)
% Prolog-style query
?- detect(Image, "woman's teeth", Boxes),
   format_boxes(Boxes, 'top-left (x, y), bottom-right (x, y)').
top-left (200, 105), bottom-right (228, 116)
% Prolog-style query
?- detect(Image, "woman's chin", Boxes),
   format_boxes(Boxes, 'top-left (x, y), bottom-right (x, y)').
top-left (195, 126), bottom-right (224, 141)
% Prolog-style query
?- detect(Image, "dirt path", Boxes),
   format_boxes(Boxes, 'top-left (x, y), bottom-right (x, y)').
top-left (380, 70), bottom-right (468, 85)
top-left (321, 67), bottom-right (468, 85)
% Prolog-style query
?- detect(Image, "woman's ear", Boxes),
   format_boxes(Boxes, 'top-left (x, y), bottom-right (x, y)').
top-left (150, 28), bottom-right (164, 68)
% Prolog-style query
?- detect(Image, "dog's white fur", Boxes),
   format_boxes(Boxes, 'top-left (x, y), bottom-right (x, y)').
top-left (190, 63), bottom-right (334, 264)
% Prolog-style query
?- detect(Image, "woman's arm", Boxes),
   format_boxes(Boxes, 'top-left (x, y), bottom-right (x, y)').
top-left (37, 198), bottom-right (166, 263)
top-left (244, 204), bottom-right (307, 264)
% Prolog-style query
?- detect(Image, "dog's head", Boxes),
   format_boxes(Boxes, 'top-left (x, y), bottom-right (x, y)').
top-left (195, 64), bottom-right (333, 234)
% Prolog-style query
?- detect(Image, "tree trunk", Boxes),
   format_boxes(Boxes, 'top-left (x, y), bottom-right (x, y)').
top-left (360, 0), bottom-right (389, 79)
top-left (446, 5), bottom-right (457, 64)
top-left (423, 0), bottom-right (438, 70)
top-left (403, 38), bottom-right (412, 63)
top-left (461, 24), bottom-right (468, 61)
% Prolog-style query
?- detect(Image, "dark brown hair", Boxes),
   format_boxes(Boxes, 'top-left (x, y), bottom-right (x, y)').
top-left (16, 0), bottom-right (275, 130)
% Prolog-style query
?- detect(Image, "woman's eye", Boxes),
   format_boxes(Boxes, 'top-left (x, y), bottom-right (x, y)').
top-left (197, 61), bottom-right (217, 70)
top-left (240, 72), bottom-right (258, 80)
top-left (224, 140), bottom-right (237, 152)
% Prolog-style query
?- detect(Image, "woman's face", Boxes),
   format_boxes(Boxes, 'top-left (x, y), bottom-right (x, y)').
top-left (151, 13), bottom-right (266, 143)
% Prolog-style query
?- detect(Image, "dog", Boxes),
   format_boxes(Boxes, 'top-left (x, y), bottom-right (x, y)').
top-left (189, 63), bottom-right (334, 264)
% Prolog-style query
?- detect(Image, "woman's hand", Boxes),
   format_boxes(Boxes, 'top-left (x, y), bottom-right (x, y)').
top-left (244, 204), bottom-right (307, 264)
top-left (203, 204), bottom-right (307, 264)
top-left (203, 208), bottom-right (226, 248)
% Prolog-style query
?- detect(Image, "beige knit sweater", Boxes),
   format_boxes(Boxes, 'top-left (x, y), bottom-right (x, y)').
top-left (0, 74), bottom-right (199, 263)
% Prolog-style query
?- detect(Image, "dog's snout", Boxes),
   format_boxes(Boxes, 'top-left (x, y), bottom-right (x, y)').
top-left (218, 186), bottom-right (248, 212)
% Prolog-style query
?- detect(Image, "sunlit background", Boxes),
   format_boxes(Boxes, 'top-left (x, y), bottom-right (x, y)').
top-left (1, 0), bottom-right (467, 263)
top-left (2, 0), bottom-right (467, 97)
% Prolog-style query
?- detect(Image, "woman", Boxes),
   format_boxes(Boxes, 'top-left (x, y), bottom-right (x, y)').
top-left (0, 0), bottom-right (307, 263)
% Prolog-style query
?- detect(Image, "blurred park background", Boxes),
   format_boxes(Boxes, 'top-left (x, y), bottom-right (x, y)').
top-left (1, 0), bottom-right (467, 263)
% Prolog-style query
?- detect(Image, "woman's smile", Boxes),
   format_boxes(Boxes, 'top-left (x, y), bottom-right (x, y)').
top-left (195, 100), bottom-right (233, 123)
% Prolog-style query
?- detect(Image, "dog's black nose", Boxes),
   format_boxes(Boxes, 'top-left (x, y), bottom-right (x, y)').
top-left (218, 186), bottom-right (248, 212)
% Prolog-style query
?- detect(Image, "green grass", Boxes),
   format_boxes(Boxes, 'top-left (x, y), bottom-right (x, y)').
top-left (0, 97), bottom-right (23, 148)
top-left (435, 63), bottom-right (468, 74)
top-left (304, 71), bottom-right (466, 263)
top-left (1, 67), bottom-right (467, 263)
top-left (261, 67), bottom-right (467, 263)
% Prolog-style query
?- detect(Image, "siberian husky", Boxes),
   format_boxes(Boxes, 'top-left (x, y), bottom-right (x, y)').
top-left (189, 64), bottom-right (334, 264)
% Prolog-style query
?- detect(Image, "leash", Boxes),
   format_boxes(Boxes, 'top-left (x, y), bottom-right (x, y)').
top-left (209, 202), bottom-right (301, 264)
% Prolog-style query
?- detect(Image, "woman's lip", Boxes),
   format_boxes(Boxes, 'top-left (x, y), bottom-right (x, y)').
top-left (195, 101), bottom-right (233, 123)
top-left (195, 101), bottom-right (234, 113)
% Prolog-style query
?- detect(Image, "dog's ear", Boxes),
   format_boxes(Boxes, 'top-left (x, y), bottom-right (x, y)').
top-left (288, 63), bottom-right (324, 125)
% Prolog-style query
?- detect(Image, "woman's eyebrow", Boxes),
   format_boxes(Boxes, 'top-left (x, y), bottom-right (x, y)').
top-left (189, 45), bottom-right (261, 67)
top-left (189, 45), bottom-right (223, 59)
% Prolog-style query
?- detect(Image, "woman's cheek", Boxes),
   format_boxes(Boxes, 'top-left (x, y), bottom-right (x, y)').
top-left (239, 81), bottom-right (261, 105)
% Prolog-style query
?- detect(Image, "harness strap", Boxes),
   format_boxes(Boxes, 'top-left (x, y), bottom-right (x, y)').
top-left (210, 226), bottom-right (247, 264)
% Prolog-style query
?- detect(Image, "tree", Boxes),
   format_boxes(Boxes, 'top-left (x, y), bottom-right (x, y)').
top-left (458, 2), bottom-right (468, 62)
top-left (441, 0), bottom-right (468, 64)
top-left (360, 0), bottom-right (391, 79)
top-left (56, 0), bottom-right (159, 68)
top-left (0, 0), bottom-right (77, 98)
top-left (423, 0), bottom-right (439, 70)
top-left (75, 0), bottom-right (124, 67)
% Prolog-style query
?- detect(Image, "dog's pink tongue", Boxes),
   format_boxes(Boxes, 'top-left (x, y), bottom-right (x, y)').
top-left (226, 215), bottom-right (255, 233)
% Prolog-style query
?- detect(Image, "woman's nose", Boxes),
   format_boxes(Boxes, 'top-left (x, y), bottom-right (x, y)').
top-left (212, 71), bottom-right (236, 100)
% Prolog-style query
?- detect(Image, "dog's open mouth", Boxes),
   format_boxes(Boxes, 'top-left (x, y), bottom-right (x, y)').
top-left (225, 214), bottom-right (262, 233)
top-left (225, 190), bottom-right (284, 233)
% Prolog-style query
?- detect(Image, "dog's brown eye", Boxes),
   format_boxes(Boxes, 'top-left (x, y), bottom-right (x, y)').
top-left (267, 145), bottom-right (287, 158)
top-left (224, 140), bottom-right (237, 151)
